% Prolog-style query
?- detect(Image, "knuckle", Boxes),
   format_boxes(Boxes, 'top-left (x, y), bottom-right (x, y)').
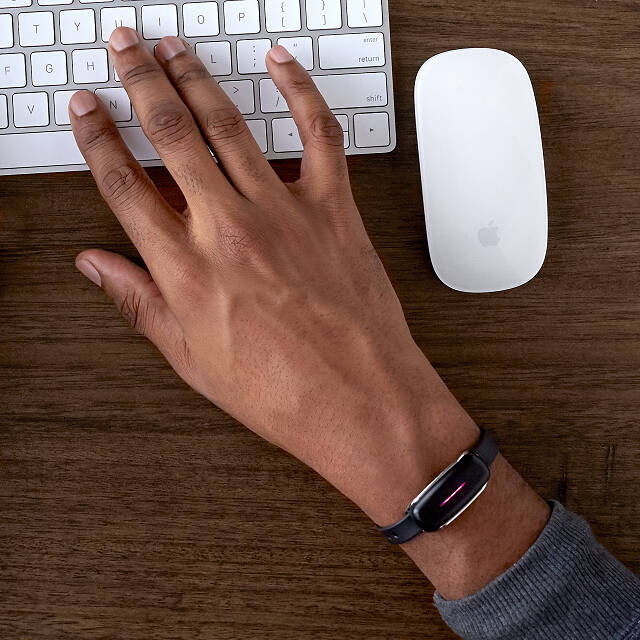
top-left (308, 111), bottom-right (344, 148)
top-left (145, 101), bottom-right (195, 146)
top-left (171, 64), bottom-right (211, 91)
top-left (100, 163), bottom-right (146, 210)
top-left (118, 288), bottom-right (150, 334)
top-left (204, 107), bottom-right (248, 147)
top-left (170, 336), bottom-right (194, 375)
top-left (76, 120), bottom-right (117, 153)
top-left (120, 61), bottom-right (164, 88)
top-left (286, 76), bottom-right (315, 99)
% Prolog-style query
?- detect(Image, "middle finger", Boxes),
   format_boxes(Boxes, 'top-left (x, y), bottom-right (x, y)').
top-left (109, 27), bottom-right (239, 210)
top-left (154, 36), bottom-right (288, 205)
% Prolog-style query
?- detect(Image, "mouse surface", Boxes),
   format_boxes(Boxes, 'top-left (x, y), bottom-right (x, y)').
top-left (415, 48), bottom-right (548, 293)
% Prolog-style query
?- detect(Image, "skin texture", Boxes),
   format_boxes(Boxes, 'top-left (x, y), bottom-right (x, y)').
top-left (70, 28), bottom-right (550, 602)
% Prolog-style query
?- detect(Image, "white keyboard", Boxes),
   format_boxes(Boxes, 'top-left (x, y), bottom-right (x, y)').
top-left (0, 0), bottom-right (396, 175)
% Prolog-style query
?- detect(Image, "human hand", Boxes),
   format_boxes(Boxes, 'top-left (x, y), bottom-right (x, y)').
top-left (70, 27), bottom-right (479, 524)
top-left (71, 27), bottom-right (551, 600)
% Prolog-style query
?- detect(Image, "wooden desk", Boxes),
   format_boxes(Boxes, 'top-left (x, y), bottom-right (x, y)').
top-left (1, 2), bottom-right (638, 637)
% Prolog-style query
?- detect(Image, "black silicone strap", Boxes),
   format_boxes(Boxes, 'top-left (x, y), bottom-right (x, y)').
top-left (378, 429), bottom-right (498, 544)
top-left (377, 508), bottom-right (419, 544)
top-left (471, 429), bottom-right (498, 465)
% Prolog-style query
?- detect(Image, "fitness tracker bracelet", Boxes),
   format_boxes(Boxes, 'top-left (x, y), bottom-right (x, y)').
top-left (378, 429), bottom-right (498, 544)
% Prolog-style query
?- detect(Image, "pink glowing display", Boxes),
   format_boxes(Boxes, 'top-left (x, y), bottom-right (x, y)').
top-left (440, 481), bottom-right (466, 507)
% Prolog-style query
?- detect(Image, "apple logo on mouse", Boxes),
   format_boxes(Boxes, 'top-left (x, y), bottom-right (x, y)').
top-left (478, 221), bottom-right (500, 247)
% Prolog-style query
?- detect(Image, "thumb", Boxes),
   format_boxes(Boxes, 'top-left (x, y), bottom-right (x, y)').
top-left (75, 249), bottom-right (192, 375)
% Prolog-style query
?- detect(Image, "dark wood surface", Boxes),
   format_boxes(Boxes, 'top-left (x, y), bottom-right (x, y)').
top-left (1, 2), bottom-right (639, 638)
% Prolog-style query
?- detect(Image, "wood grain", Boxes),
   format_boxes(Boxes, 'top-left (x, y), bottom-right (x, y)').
top-left (1, 1), bottom-right (639, 637)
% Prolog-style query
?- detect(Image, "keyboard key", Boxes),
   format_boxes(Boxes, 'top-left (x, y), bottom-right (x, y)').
top-left (142, 4), bottom-right (178, 39)
top-left (53, 89), bottom-right (76, 124)
top-left (31, 50), bottom-right (67, 86)
top-left (346, 0), bottom-right (382, 28)
top-left (119, 127), bottom-right (159, 160)
top-left (0, 129), bottom-right (82, 167)
top-left (246, 118), bottom-right (266, 152)
top-left (336, 113), bottom-right (349, 148)
top-left (0, 127), bottom-right (159, 170)
top-left (60, 9), bottom-right (96, 45)
top-left (13, 91), bottom-right (49, 126)
top-left (0, 13), bottom-right (13, 48)
top-left (277, 36), bottom-right (312, 70)
top-left (72, 48), bottom-right (108, 83)
top-left (95, 87), bottom-right (131, 121)
top-left (79, 0), bottom-right (114, 4)
top-left (182, 2), bottom-right (219, 37)
top-left (265, 0), bottom-right (300, 32)
top-left (195, 40), bottom-right (231, 75)
top-left (38, 0), bottom-right (74, 5)
top-left (18, 11), bottom-right (54, 46)
top-left (0, 53), bottom-right (26, 88)
top-left (0, 0), bottom-right (30, 7)
top-left (101, 6), bottom-right (136, 42)
top-left (0, 94), bottom-right (7, 128)
top-left (354, 111), bottom-right (388, 147)
top-left (319, 32), bottom-right (385, 70)
top-left (259, 77), bottom-right (288, 112)
top-left (272, 117), bottom-right (301, 152)
top-left (313, 72), bottom-right (387, 108)
top-left (219, 79), bottom-right (254, 113)
top-left (223, 0), bottom-right (259, 35)
top-left (236, 38), bottom-right (271, 74)
top-left (306, 0), bottom-right (341, 30)
top-left (262, 76), bottom-right (387, 116)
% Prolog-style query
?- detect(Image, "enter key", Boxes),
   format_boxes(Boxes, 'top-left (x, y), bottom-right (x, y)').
top-left (318, 32), bottom-right (386, 70)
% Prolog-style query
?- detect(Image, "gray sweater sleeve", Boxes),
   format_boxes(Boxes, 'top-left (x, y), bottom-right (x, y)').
top-left (433, 501), bottom-right (640, 639)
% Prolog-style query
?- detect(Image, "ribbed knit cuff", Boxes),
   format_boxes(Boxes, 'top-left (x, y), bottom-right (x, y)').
top-left (434, 501), bottom-right (640, 640)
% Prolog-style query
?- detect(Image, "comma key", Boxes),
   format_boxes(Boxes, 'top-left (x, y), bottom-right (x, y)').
top-left (219, 79), bottom-right (255, 114)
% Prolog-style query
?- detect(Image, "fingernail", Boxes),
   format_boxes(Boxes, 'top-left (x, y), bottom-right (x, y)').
top-left (269, 45), bottom-right (294, 64)
top-left (76, 259), bottom-right (101, 287)
top-left (69, 91), bottom-right (97, 117)
top-left (110, 26), bottom-right (139, 53)
top-left (156, 36), bottom-right (186, 62)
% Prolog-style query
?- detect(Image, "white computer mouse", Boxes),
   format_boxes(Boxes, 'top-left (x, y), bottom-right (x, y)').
top-left (415, 48), bottom-right (548, 293)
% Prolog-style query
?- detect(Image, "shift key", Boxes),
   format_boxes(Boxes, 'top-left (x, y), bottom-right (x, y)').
top-left (312, 72), bottom-right (388, 109)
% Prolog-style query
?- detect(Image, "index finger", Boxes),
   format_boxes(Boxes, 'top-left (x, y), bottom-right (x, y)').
top-left (69, 90), bottom-right (186, 269)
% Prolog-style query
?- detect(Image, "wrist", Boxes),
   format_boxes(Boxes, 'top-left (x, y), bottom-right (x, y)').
top-left (308, 354), bottom-right (481, 526)
top-left (302, 348), bottom-right (550, 600)
top-left (347, 399), bottom-right (481, 526)
top-left (404, 456), bottom-right (550, 599)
